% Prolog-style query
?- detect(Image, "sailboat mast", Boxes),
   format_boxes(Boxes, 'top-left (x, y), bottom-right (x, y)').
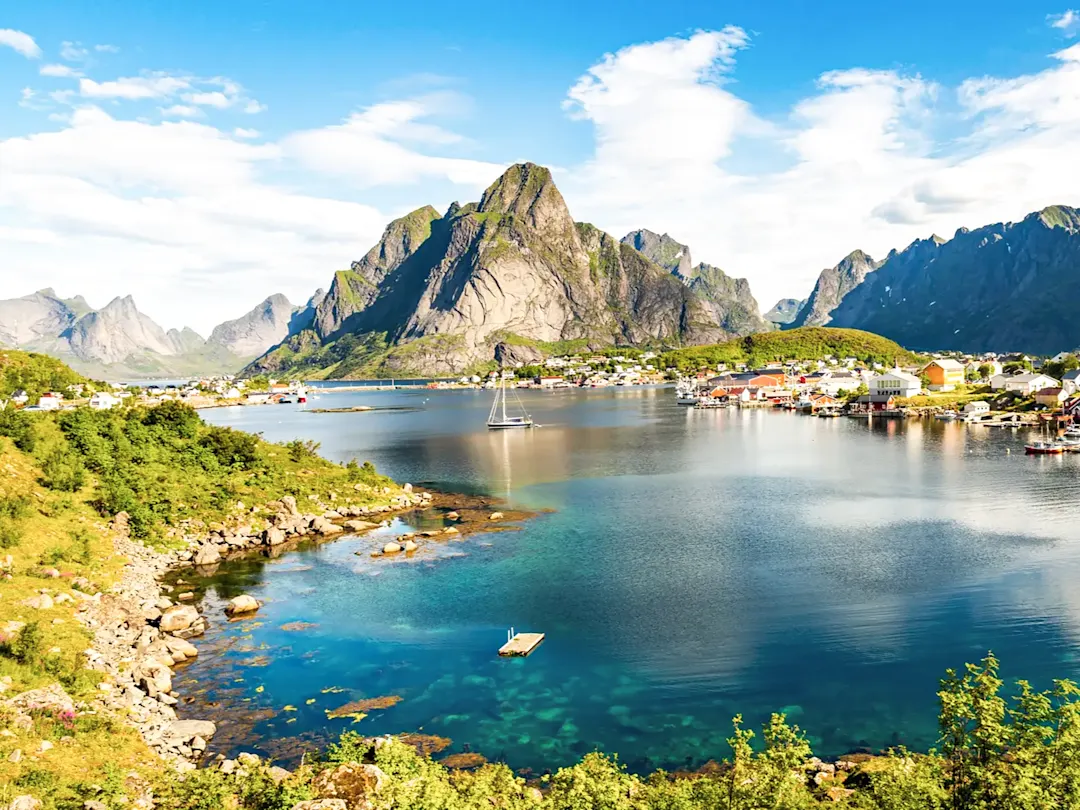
top-left (501, 374), bottom-right (507, 422)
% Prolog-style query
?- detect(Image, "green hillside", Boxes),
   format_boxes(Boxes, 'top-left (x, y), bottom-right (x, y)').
top-left (0, 349), bottom-right (96, 400)
top-left (660, 327), bottom-right (923, 372)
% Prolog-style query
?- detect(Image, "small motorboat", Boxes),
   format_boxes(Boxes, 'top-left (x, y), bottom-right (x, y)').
top-left (1025, 441), bottom-right (1065, 455)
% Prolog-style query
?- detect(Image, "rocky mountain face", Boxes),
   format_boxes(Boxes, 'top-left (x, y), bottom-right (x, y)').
top-left (207, 293), bottom-right (302, 360)
top-left (251, 163), bottom-right (761, 377)
top-left (0, 289), bottom-right (313, 378)
top-left (764, 298), bottom-right (804, 326)
top-left (619, 229), bottom-right (769, 336)
top-left (827, 206), bottom-right (1080, 353)
top-left (791, 250), bottom-right (880, 328)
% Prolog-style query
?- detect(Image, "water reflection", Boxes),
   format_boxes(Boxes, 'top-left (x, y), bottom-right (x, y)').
top-left (190, 393), bottom-right (1080, 771)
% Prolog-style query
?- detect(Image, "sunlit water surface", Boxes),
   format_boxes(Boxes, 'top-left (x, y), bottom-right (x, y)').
top-left (180, 387), bottom-right (1080, 772)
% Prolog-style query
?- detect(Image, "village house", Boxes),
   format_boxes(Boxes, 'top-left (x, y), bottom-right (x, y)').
top-left (871, 369), bottom-right (922, 398)
top-left (88, 392), bottom-right (120, 410)
top-left (1062, 368), bottom-right (1080, 395)
top-left (538, 376), bottom-right (565, 388)
top-left (10, 389), bottom-right (29, 406)
top-left (921, 358), bottom-right (965, 391)
top-left (963, 401), bottom-right (990, 416)
top-left (991, 372), bottom-right (1059, 394)
top-left (245, 392), bottom-right (272, 405)
top-left (851, 394), bottom-right (896, 413)
top-left (1035, 387), bottom-right (1068, 409)
top-left (38, 392), bottom-right (63, 410)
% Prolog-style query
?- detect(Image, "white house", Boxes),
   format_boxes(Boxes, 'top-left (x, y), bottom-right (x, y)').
top-left (991, 372), bottom-right (1059, 395)
top-left (814, 372), bottom-right (864, 397)
top-left (224, 386), bottom-right (242, 399)
top-left (38, 392), bottom-right (63, 411)
top-left (1050, 352), bottom-right (1077, 364)
top-left (10, 390), bottom-right (29, 406)
top-left (871, 369), bottom-right (922, 398)
top-left (963, 401), bottom-right (990, 415)
top-left (245, 392), bottom-right (272, 405)
top-left (88, 392), bottom-right (120, 410)
top-left (1063, 369), bottom-right (1080, 395)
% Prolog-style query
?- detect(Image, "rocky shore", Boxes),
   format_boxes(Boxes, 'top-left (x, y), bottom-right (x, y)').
top-left (72, 487), bottom-right (436, 771)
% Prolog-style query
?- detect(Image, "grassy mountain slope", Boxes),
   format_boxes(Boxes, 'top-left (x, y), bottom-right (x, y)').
top-left (660, 327), bottom-right (922, 372)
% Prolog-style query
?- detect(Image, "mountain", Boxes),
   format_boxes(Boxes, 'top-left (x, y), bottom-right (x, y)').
top-left (791, 250), bottom-right (880, 328)
top-left (250, 163), bottom-right (765, 378)
top-left (827, 205), bottom-right (1080, 353)
top-left (207, 293), bottom-right (301, 360)
top-left (764, 298), bottom-right (804, 326)
top-left (619, 229), bottom-right (769, 335)
top-left (0, 289), bottom-right (314, 378)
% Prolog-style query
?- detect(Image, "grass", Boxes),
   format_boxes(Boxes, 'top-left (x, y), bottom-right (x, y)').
top-left (660, 327), bottom-right (924, 372)
top-left (0, 350), bottom-right (97, 401)
top-left (897, 384), bottom-right (993, 408)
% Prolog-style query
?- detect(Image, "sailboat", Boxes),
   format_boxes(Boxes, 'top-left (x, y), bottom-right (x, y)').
top-left (487, 375), bottom-right (534, 429)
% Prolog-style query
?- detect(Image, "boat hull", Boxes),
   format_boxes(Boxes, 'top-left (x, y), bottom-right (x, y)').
top-left (487, 421), bottom-right (534, 430)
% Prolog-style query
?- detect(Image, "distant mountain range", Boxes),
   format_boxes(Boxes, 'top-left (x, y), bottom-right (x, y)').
top-left (0, 288), bottom-right (321, 378)
top-left (247, 163), bottom-right (771, 377)
top-left (6, 163), bottom-right (1080, 380)
top-left (775, 205), bottom-right (1080, 353)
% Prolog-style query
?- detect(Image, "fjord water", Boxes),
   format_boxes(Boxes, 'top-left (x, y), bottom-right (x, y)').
top-left (187, 388), bottom-right (1080, 772)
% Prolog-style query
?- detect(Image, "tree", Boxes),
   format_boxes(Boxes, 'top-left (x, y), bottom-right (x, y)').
top-left (977, 363), bottom-right (994, 381)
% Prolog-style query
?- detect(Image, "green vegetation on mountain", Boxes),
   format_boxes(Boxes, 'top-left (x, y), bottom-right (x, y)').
top-left (1, 350), bottom-right (95, 400)
top-left (660, 327), bottom-right (922, 372)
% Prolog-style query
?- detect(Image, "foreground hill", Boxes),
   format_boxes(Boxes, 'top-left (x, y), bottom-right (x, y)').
top-left (660, 326), bottom-right (922, 372)
top-left (0, 348), bottom-right (95, 401)
top-left (248, 163), bottom-right (768, 378)
top-left (811, 206), bottom-right (1080, 353)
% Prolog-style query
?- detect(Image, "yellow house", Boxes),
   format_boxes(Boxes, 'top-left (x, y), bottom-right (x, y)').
top-left (921, 359), bottom-right (965, 391)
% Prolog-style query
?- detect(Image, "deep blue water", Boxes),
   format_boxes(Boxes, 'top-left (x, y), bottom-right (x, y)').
top-left (182, 387), bottom-right (1080, 772)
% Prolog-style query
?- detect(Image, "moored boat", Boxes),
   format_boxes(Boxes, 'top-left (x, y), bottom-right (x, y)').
top-left (1026, 441), bottom-right (1065, 455)
top-left (488, 374), bottom-right (534, 429)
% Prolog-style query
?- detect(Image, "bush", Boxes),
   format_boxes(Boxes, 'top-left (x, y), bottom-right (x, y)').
top-left (0, 493), bottom-right (33, 520)
top-left (0, 406), bottom-right (37, 452)
top-left (40, 445), bottom-right (87, 492)
top-left (287, 438), bottom-right (322, 463)
top-left (0, 516), bottom-right (21, 548)
top-left (157, 767), bottom-right (234, 810)
top-left (200, 426), bottom-right (261, 470)
top-left (142, 399), bottom-right (201, 438)
top-left (3, 620), bottom-right (44, 666)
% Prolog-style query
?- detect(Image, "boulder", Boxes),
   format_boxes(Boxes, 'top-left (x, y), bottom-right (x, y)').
top-left (159, 605), bottom-right (200, 633)
top-left (5, 796), bottom-right (41, 810)
top-left (132, 657), bottom-right (172, 697)
top-left (382, 542), bottom-right (402, 554)
top-left (166, 719), bottom-right (217, 744)
top-left (162, 635), bottom-right (199, 662)
top-left (264, 526), bottom-right (286, 546)
top-left (446, 511), bottom-right (459, 520)
top-left (403, 540), bottom-right (418, 552)
top-left (344, 520), bottom-right (378, 532)
top-left (311, 517), bottom-right (344, 536)
top-left (3, 684), bottom-right (75, 717)
top-left (442, 527), bottom-right (459, 535)
top-left (22, 593), bottom-right (53, 610)
top-left (193, 544), bottom-right (222, 566)
top-left (281, 495), bottom-right (299, 516)
top-left (225, 595), bottom-right (261, 616)
top-left (292, 802), bottom-right (347, 810)
top-left (488, 512), bottom-right (504, 520)
top-left (311, 763), bottom-right (387, 809)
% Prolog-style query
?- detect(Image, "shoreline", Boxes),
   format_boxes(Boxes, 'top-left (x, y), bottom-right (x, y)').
top-left (77, 483), bottom-right (539, 773)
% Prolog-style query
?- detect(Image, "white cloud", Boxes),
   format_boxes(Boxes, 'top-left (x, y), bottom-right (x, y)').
top-left (0, 28), bottom-right (41, 59)
top-left (233, 127), bottom-right (260, 139)
top-left (160, 104), bottom-right (203, 118)
top-left (79, 73), bottom-right (193, 100)
top-left (60, 41), bottom-right (88, 61)
top-left (0, 97), bottom-right (492, 333)
top-left (184, 90), bottom-right (232, 108)
top-left (40, 63), bottom-right (83, 78)
top-left (243, 99), bottom-right (267, 114)
top-left (94, 43), bottom-right (120, 53)
top-left (283, 94), bottom-right (502, 187)
top-left (561, 30), bottom-right (1080, 309)
top-left (1050, 10), bottom-right (1080, 35)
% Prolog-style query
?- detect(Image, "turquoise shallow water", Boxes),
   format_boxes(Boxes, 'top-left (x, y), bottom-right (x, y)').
top-left (183, 387), bottom-right (1080, 772)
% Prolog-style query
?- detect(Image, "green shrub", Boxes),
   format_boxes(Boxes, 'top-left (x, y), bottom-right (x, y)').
top-left (0, 407), bottom-right (37, 452)
top-left (3, 620), bottom-right (44, 666)
top-left (40, 445), bottom-right (87, 492)
top-left (200, 425), bottom-right (261, 470)
top-left (158, 767), bottom-right (234, 810)
top-left (287, 438), bottom-right (322, 463)
top-left (0, 516), bottom-right (22, 548)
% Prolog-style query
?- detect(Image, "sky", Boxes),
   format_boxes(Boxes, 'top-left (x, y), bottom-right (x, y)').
top-left (3, 0), bottom-right (1080, 334)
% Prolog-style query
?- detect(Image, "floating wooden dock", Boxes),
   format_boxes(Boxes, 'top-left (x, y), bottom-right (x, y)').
top-left (499, 631), bottom-right (545, 657)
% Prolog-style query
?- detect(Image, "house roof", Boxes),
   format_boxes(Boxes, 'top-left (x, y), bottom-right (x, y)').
top-left (1009, 373), bottom-right (1059, 383)
top-left (856, 394), bottom-right (896, 403)
top-left (1063, 369), bottom-right (1080, 381)
top-left (1036, 387), bottom-right (1065, 396)
top-left (874, 369), bottom-right (920, 384)
top-left (924, 358), bottom-right (965, 370)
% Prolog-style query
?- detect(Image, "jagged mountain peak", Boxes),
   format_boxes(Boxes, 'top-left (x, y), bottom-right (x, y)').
top-left (476, 163), bottom-right (572, 237)
top-left (622, 230), bottom-right (693, 278)
top-left (1034, 204), bottom-right (1080, 231)
top-left (791, 249), bottom-right (879, 329)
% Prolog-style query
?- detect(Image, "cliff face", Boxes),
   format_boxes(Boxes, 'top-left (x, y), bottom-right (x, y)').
top-left (619, 229), bottom-right (769, 336)
top-left (207, 294), bottom-right (299, 360)
top-left (250, 163), bottom-right (755, 377)
top-left (791, 250), bottom-right (880, 328)
top-left (827, 206), bottom-right (1080, 352)
top-left (0, 289), bottom-right (79, 347)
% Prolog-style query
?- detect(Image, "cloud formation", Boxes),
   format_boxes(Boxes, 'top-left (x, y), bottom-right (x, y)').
top-left (0, 29), bottom-right (41, 59)
top-left (561, 30), bottom-right (1080, 308)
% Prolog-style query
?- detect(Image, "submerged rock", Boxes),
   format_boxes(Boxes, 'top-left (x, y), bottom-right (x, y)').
top-left (382, 542), bottom-right (402, 554)
top-left (225, 595), bottom-right (261, 616)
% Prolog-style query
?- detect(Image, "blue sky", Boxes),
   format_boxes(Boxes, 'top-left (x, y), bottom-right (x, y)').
top-left (2, 1), bottom-right (1080, 331)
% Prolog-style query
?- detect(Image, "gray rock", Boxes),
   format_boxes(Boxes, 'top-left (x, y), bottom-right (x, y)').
top-left (167, 719), bottom-right (217, 743)
top-left (159, 605), bottom-right (200, 633)
top-left (193, 544), bottom-right (221, 566)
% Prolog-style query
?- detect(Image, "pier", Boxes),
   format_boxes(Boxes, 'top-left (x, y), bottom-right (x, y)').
top-left (499, 629), bottom-right (545, 657)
